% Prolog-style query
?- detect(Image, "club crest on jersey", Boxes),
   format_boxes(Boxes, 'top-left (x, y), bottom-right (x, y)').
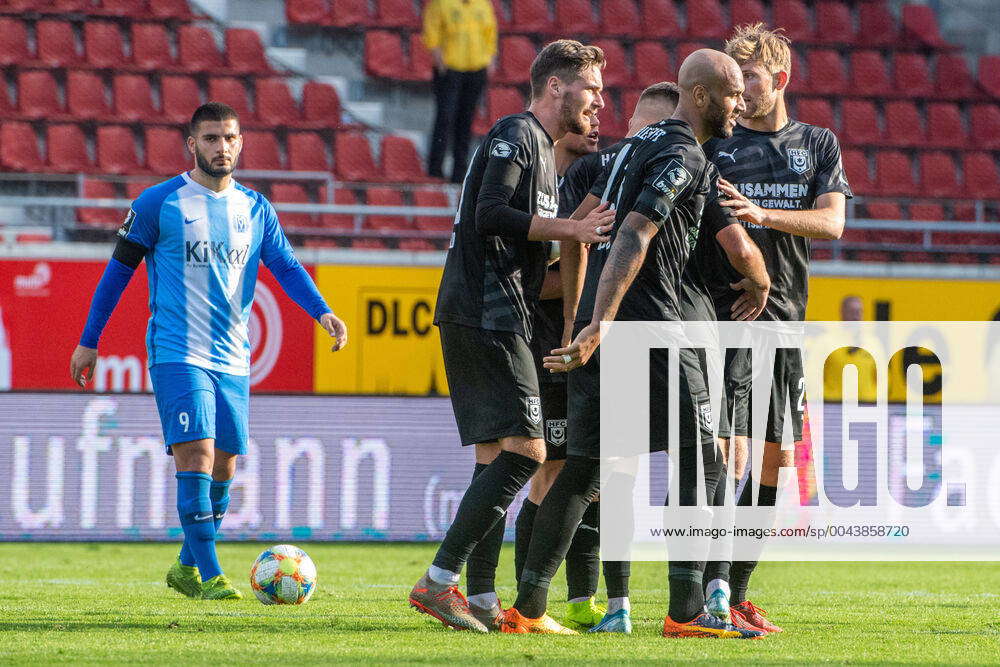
top-left (787, 147), bottom-right (811, 174)
top-left (526, 396), bottom-right (542, 424)
top-left (546, 419), bottom-right (567, 446)
top-left (490, 138), bottom-right (518, 160)
top-left (651, 159), bottom-right (692, 202)
top-left (117, 209), bottom-right (136, 238)
top-left (234, 213), bottom-right (249, 233)
top-left (699, 403), bottom-right (714, 433)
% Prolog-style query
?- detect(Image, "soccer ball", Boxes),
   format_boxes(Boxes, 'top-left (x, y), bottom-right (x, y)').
top-left (250, 544), bottom-right (318, 605)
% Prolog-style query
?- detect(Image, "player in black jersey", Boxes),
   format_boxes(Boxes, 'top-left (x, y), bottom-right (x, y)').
top-left (408, 40), bottom-right (617, 634)
top-left (699, 24), bottom-right (853, 634)
top-left (513, 82), bottom-right (683, 633)
top-left (501, 50), bottom-right (766, 639)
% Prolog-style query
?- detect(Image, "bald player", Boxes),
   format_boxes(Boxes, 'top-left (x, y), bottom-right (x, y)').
top-left (500, 51), bottom-right (766, 638)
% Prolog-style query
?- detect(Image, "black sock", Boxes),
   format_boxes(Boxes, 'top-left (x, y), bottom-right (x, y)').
top-left (432, 451), bottom-right (540, 574)
top-left (603, 560), bottom-right (630, 599)
top-left (565, 500), bottom-right (600, 600)
top-left (668, 566), bottom-right (705, 623)
top-left (703, 464), bottom-right (731, 587)
top-left (730, 482), bottom-right (776, 604)
top-left (514, 499), bottom-right (538, 585)
top-left (514, 456), bottom-right (600, 619)
top-left (467, 463), bottom-right (504, 597)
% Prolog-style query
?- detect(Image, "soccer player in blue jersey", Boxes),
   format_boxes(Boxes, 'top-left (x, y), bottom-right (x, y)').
top-left (69, 102), bottom-right (348, 600)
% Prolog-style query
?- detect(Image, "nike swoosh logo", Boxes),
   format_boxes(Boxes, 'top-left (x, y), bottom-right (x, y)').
top-left (184, 218), bottom-right (200, 225)
top-left (193, 513), bottom-right (213, 521)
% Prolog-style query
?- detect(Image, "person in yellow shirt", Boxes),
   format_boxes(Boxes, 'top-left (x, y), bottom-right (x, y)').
top-left (422, 0), bottom-right (498, 182)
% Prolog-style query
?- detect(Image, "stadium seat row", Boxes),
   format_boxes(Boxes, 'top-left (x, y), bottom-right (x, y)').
top-left (0, 19), bottom-right (271, 74)
top-left (0, 71), bottom-right (343, 129)
top-left (843, 149), bottom-right (1000, 199)
top-left (0, 122), bottom-right (430, 181)
top-left (289, 0), bottom-right (943, 49)
top-left (0, 0), bottom-right (193, 19)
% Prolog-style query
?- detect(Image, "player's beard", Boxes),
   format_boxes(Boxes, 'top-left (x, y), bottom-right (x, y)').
top-left (195, 148), bottom-right (235, 177)
top-left (706, 95), bottom-right (735, 139)
top-left (559, 94), bottom-right (590, 136)
top-left (742, 90), bottom-right (776, 119)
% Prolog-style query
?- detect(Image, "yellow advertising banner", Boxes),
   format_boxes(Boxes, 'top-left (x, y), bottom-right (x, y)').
top-left (806, 276), bottom-right (1000, 322)
top-left (314, 264), bottom-right (448, 395)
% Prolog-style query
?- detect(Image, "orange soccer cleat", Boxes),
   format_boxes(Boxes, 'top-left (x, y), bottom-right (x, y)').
top-left (500, 607), bottom-right (578, 634)
top-left (731, 600), bottom-right (783, 633)
top-left (662, 610), bottom-right (765, 639)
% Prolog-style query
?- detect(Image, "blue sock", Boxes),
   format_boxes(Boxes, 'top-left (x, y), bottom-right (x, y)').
top-left (176, 472), bottom-right (222, 581)
top-left (210, 478), bottom-right (232, 536)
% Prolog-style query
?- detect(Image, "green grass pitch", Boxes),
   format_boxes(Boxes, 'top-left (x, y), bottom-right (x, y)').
top-left (1, 543), bottom-right (998, 664)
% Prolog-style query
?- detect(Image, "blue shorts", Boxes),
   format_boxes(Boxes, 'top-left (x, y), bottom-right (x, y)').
top-left (149, 362), bottom-right (250, 455)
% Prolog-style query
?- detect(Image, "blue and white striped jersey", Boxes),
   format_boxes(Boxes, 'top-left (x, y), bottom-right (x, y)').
top-left (119, 172), bottom-right (309, 375)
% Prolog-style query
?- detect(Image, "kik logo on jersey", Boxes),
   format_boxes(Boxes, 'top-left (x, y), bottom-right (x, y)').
top-left (651, 160), bottom-right (692, 202)
top-left (787, 147), bottom-right (812, 174)
top-left (490, 138), bottom-right (519, 160)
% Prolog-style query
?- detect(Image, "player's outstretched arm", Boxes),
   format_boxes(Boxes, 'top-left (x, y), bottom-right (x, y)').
top-left (714, 224), bottom-right (770, 321)
top-left (525, 203), bottom-right (615, 244)
top-left (718, 179), bottom-right (846, 240)
top-left (560, 193), bottom-right (602, 342)
top-left (544, 212), bottom-right (657, 373)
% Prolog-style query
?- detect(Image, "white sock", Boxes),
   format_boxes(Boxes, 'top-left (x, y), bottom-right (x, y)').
top-left (706, 578), bottom-right (731, 599)
top-left (607, 597), bottom-right (630, 613)
top-left (568, 596), bottom-right (591, 604)
top-left (427, 565), bottom-right (460, 586)
top-left (468, 591), bottom-right (499, 610)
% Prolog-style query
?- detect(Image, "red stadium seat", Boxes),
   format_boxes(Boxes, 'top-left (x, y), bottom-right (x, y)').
top-left (686, 0), bottom-right (726, 39)
top-left (52, 0), bottom-right (93, 10)
top-left (329, 0), bottom-right (372, 27)
top-left (98, 0), bottom-right (146, 16)
top-left (555, 0), bottom-right (599, 36)
top-left (857, 2), bottom-right (897, 47)
top-left (840, 100), bottom-right (880, 146)
top-left (255, 78), bottom-right (301, 127)
top-left (97, 125), bottom-right (141, 174)
top-left (36, 20), bottom-right (80, 68)
top-left (0, 121), bottom-right (43, 171)
top-left (318, 186), bottom-right (358, 230)
top-left (0, 18), bottom-right (30, 67)
top-left (271, 183), bottom-right (315, 227)
top-left (599, 0), bottom-right (641, 38)
top-left (77, 179), bottom-right (121, 227)
top-left (239, 130), bottom-right (283, 170)
top-left (863, 201), bottom-right (902, 220)
top-left (335, 132), bottom-right (379, 181)
top-left (413, 190), bottom-right (452, 232)
top-left (145, 127), bottom-right (188, 174)
top-left (84, 21), bottom-right (126, 69)
top-left (365, 187), bottom-right (410, 231)
top-left (883, 101), bottom-right (925, 147)
top-left (287, 0), bottom-right (328, 24)
top-left (907, 202), bottom-right (944, 221)
top-left (287, 131), bottom-right (329, 171)
top-left (901, 4), bottom-right (948, 48)
top-left (510, 0), bottom-right (554, 34)
top-left (951, 201), bottom-right (977, 221)
top-left (772, 0), bottom-right (812, 42)
top-left (962, 152), bottom-right (1000, 200)
top-left (113, 74), bottom-right (157, 122)
top-left (796, 97), bottom-right (835, 130)
top-left (408, 33), bottom-right (434, 82)
top-left (125, 179), bottom-right (159, 200)
top-left (17, 71), bottom-right (62, 120)
top-left (0, 83), bottom-right (13, 116)
top-left (944, 253), bottom-right (981, 265)
top-left (593, 39), bottom-right (632, 88)
top-left (875, 150), bottom-right (916, 196)
top-left (970, 104), bottom-right (1000, 150)
top-left (898, 251), bottom-right (934, 263)
top-left (225, 29), bottom-right (271, 74)
top-left (132, 24), bottom-right (174, 71)
top-left (161, 75), bottom-right (202, 124)
top-left (934, 54), bottom-right (977, 101)
top-left (926, 102), bottom-right (967, 148)
top-left (474, 86), bottom-right (526, 134)
top-left (398, 238), bottom-right (438, 252)
top-left (381, 135), bottom-right (428, 182)
top-left (67, 71), bottom-right (112, 120)
top-left (375, 0), bottom-right (420, 28)
top-left (853, 250), bottom-right (891, 263)
top-left (351, 238), bottom-right (389, 250)
top-left (178, 25), bottom-right (225, 72)
top-left (302, 81), bottom-right (341, 127)
top-left (729, 0), bottom-right (766, 30)
top-left (813, 1), bottom-right (855, 45)
top-left (977, 55), bottom-right (1000, 99)
top-left (918, 151), bottom-right (960, 198)
top-left (597, 94), bottom-right (627, 138)
top-left (364, 31), bottom-right (405, 80)
top-left (811, 247), bottom-right (833, 260)
top-left (639, 0), bottom-right (681, 38)
top-left (208, 77), bottom-right (253, 119)
top-left (46, 123), bottom-right (92, 173)
top-left (495, 36), bottom-right (536, 85)
top-left (633, 42), bottom-right (671, 88)
top-left (805, 49), bottom-right (847, 95)
top-left (892, 53), bottom-right (934, 98)
top-left (850, 51), bottom-right (890, 97)
top-left (148, 0), bottom-right (193, 18)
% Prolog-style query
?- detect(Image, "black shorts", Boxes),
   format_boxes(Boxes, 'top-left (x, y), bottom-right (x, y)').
top-left (439, 322), bottom-right (544, 445)
top-left (540, 380), bottom-right (568, 461)
top-left (717, 347), bottom-right (804, 443)
top-left (566, 323), bottom-right (715, 458)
